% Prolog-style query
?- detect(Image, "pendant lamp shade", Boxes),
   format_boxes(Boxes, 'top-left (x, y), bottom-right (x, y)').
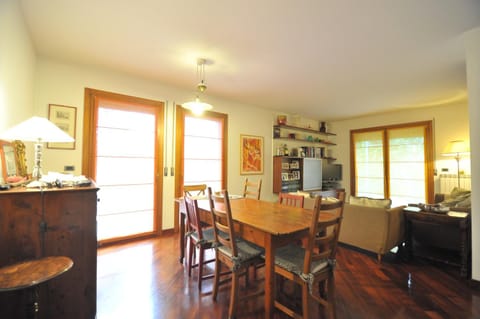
top-left (182, 58), bottom-right (213, 115)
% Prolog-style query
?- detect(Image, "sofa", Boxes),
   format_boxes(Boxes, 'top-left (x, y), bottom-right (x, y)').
top-left (434, 187), bottom-right (471, 213)
top-left (338, 196), bottom-right (405, 262)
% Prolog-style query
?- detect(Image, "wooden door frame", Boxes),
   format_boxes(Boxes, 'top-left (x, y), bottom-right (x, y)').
top-left (83, 88), bottom-right (165, 242)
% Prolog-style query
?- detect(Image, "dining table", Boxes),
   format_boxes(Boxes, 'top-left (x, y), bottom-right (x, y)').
top-left (177, 196), bottom-right (335, 319)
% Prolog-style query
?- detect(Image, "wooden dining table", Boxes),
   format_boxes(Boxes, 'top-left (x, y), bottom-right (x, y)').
top-left (177, 196), bottom-right (334, 319)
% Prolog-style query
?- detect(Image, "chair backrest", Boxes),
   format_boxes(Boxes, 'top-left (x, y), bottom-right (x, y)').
top-left (207, 187), bottom-right (239, 257)
top-left (183, 195), bottom-right (205, 239)
top-left (184, 184), bottom-right (207, 197)
top-left (278, 192), bottom-right (305, 208)
top-left (303, 195), bottom-right (345, 275)
top-left (242, 178), bottom-right (262, 200)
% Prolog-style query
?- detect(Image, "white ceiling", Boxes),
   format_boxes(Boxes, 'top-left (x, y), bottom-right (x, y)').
top-left (19, 0), bottom-right (480, 121)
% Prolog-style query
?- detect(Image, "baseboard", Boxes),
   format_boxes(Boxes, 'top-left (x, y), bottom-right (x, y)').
top-left (469, 278), bottom-right (480, 289)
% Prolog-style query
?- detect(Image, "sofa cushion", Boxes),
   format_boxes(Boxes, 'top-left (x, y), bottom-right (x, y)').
top-left (440, 187), bottom-right (471, 209)
top-left (349, 196), bottom-right (392, 209)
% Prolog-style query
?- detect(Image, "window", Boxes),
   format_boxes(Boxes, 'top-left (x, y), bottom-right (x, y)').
top-left (351, 121), bottom-right (434, 206)
top-left (183, 116), bottom-right (223, 191)
top-left (175, 107), bottom-right (228, 198)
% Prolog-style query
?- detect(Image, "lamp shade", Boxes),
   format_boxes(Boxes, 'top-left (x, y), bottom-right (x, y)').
top-left (182, 97), bottom-right (213, 115)
top-left (442, 140), bottom-right (470, 157)
top-left (0, 116), bottom-right (74, 142)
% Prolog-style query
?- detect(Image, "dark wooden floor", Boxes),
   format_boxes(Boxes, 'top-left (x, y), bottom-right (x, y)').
top-left (97, 233), bottom-right (480, 319)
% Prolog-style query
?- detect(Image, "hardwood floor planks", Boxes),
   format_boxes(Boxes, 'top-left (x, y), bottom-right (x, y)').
top-left (97, 233), bottom-right (480, 319)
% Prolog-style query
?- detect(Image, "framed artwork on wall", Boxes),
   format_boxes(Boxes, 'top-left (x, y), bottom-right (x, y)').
top-left (47, 104), bottom-right (77, 150)
top-left (240, 134), bottom-right (264, 175)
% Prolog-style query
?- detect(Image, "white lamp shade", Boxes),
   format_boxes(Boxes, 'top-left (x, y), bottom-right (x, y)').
top-left (442, 140), bottom-right (470, 156)
top-left (0, 116), bottom-right (75, 143)
top-left (182, 97), bottom-right (213, 115)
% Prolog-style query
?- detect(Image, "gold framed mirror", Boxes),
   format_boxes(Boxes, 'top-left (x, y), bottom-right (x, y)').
top-left (0, 139), bottom-right (28, 183)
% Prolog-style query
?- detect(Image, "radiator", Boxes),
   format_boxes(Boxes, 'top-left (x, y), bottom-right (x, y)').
top-left (439, 174), bottom-right (471, 193)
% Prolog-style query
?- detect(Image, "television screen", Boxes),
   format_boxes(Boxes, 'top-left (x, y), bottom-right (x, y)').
top-left (322, 162), bottom-right (342, 181)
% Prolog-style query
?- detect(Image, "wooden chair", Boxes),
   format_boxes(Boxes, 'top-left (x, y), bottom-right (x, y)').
top-left (242, 178), bottom-right (262, 200)
top-left (278, 192), bottom-right (305, 208)
top-left (273, 195), bottom-right (345, 319)
top-left (183, 195), bottom-right (215, 291)
top-left (207, 187), bottom-right (264, 319)
top-left (183, 184), bottom-right (207, 197)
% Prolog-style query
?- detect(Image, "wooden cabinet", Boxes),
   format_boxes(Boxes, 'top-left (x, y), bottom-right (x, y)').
top-left (0, 186), bottom-right (98, 318)
top-left (273, 156), bottom-right (302, 193)
top-left (273, 156), bottom-right (323, 193)
top-left (404, 209), bottom-right (471, 278)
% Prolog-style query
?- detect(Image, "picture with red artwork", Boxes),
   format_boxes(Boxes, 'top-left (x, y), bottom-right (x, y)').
top-left (240, 134), bottom-right (263, 175)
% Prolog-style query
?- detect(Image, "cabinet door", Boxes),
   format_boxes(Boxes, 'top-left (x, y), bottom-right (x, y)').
top-left (273, 156), bottom-right (283, 193)
top-left (0, 192), bottom-right (43, 318)
top-left (42, 189), bottom-right (98, 319)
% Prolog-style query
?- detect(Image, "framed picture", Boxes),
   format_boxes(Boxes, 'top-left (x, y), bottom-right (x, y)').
top-left (240, 134), bottom-right (264, 175)
top-left (47, 104), bottom-right (76, 150)
top-left (290, 161), bottom-right (299, 169)
top-left (0, 140), bottom-right (18, 182)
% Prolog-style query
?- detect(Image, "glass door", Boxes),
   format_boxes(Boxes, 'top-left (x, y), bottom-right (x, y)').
top-left (83, 88), bottom-right (164, 244)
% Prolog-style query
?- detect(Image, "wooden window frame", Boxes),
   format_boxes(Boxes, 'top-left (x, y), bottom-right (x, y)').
top-left (350, 120), bottom-right (434, 203)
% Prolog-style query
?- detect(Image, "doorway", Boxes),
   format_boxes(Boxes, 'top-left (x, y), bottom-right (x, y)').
top-left (83, 88), bottom-right (164, 245)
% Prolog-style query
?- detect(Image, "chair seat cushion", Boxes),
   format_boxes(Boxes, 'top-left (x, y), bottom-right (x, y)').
top-left (189, 227), bottom-right (215, 246)
top-left (217, 239), bottom-right (264, 271)
top-left (274, 244), bottom-right (329, 278)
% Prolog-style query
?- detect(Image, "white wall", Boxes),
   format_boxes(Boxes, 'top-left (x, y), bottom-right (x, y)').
top-left (330, 101), bottom-right (470, 197)
top-left (35, 58), bottom-right (276, 229)
top-left (0, 0), bottom-right (36, 130)
top-left (464, 26), bottom-right (480, 281)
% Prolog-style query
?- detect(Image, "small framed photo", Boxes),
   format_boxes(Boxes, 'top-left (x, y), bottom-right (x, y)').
top-left (281, 173), bottom-right (289, 181)
top-left (282, 162), bottom-right (290, 170)
top-left (292, 170), bottom-right (300, 180)
top-left (47, 104), bottom-right (76, 150)
top-left (240, 134), bottom-right (264, 175)
top-left (290, 161), bottom-right (299, 169)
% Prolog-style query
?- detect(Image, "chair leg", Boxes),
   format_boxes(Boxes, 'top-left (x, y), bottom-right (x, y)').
top-left (212, 258), bottom-right (221, 301)
top-left (198, 247), bottom-right (204, 291)
top-left (328, 275), bottom-right (337, 319)
top-left (187, 240), bottom-right (194, 277)
top-left (302, 283), bottom-right (310, 319)
top-left (228, 270), bottom-right (240, 319)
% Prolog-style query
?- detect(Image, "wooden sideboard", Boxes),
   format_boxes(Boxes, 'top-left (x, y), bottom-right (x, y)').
top-left (0, 185), bottom-right (98, 319)
top-left (404, 208), bottom-right (471, 278)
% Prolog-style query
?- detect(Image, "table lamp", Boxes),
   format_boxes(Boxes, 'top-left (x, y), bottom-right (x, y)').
top-left (0, 116), bottom-right (75, 181)
top-left (441, 140), bottom-right (470, 188)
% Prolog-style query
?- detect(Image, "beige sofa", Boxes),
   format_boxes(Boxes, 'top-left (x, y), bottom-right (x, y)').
top-left (338, 198), bottom-right (405, 262)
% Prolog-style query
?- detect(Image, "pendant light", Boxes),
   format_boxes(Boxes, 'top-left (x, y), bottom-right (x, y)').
top-left (182, 58), bottom-right (213, 115)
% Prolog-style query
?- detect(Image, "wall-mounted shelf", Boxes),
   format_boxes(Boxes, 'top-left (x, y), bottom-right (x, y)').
top-left (274, 124), bottom-right (336, 136)
top-left (273, 124), bottom-right (336, 146)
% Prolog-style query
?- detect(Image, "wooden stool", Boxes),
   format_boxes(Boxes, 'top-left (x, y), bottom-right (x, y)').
top-left (0, 256), bottom-right (73, 319)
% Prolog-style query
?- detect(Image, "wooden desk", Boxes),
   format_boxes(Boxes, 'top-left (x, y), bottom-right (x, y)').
top-left (178, 197), bottom-right (333, 319)
top-left (404, 208), bottom-right (471, 278)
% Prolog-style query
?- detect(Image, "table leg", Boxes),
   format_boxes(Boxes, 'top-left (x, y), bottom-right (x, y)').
top-left (264, 234), bottom-right (275, 319)
top-left (179, 212), bottom-right (185, 264)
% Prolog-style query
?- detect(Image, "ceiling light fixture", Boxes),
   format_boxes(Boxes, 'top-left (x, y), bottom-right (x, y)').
top-left (182, 58), bottom-right (213, 115)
